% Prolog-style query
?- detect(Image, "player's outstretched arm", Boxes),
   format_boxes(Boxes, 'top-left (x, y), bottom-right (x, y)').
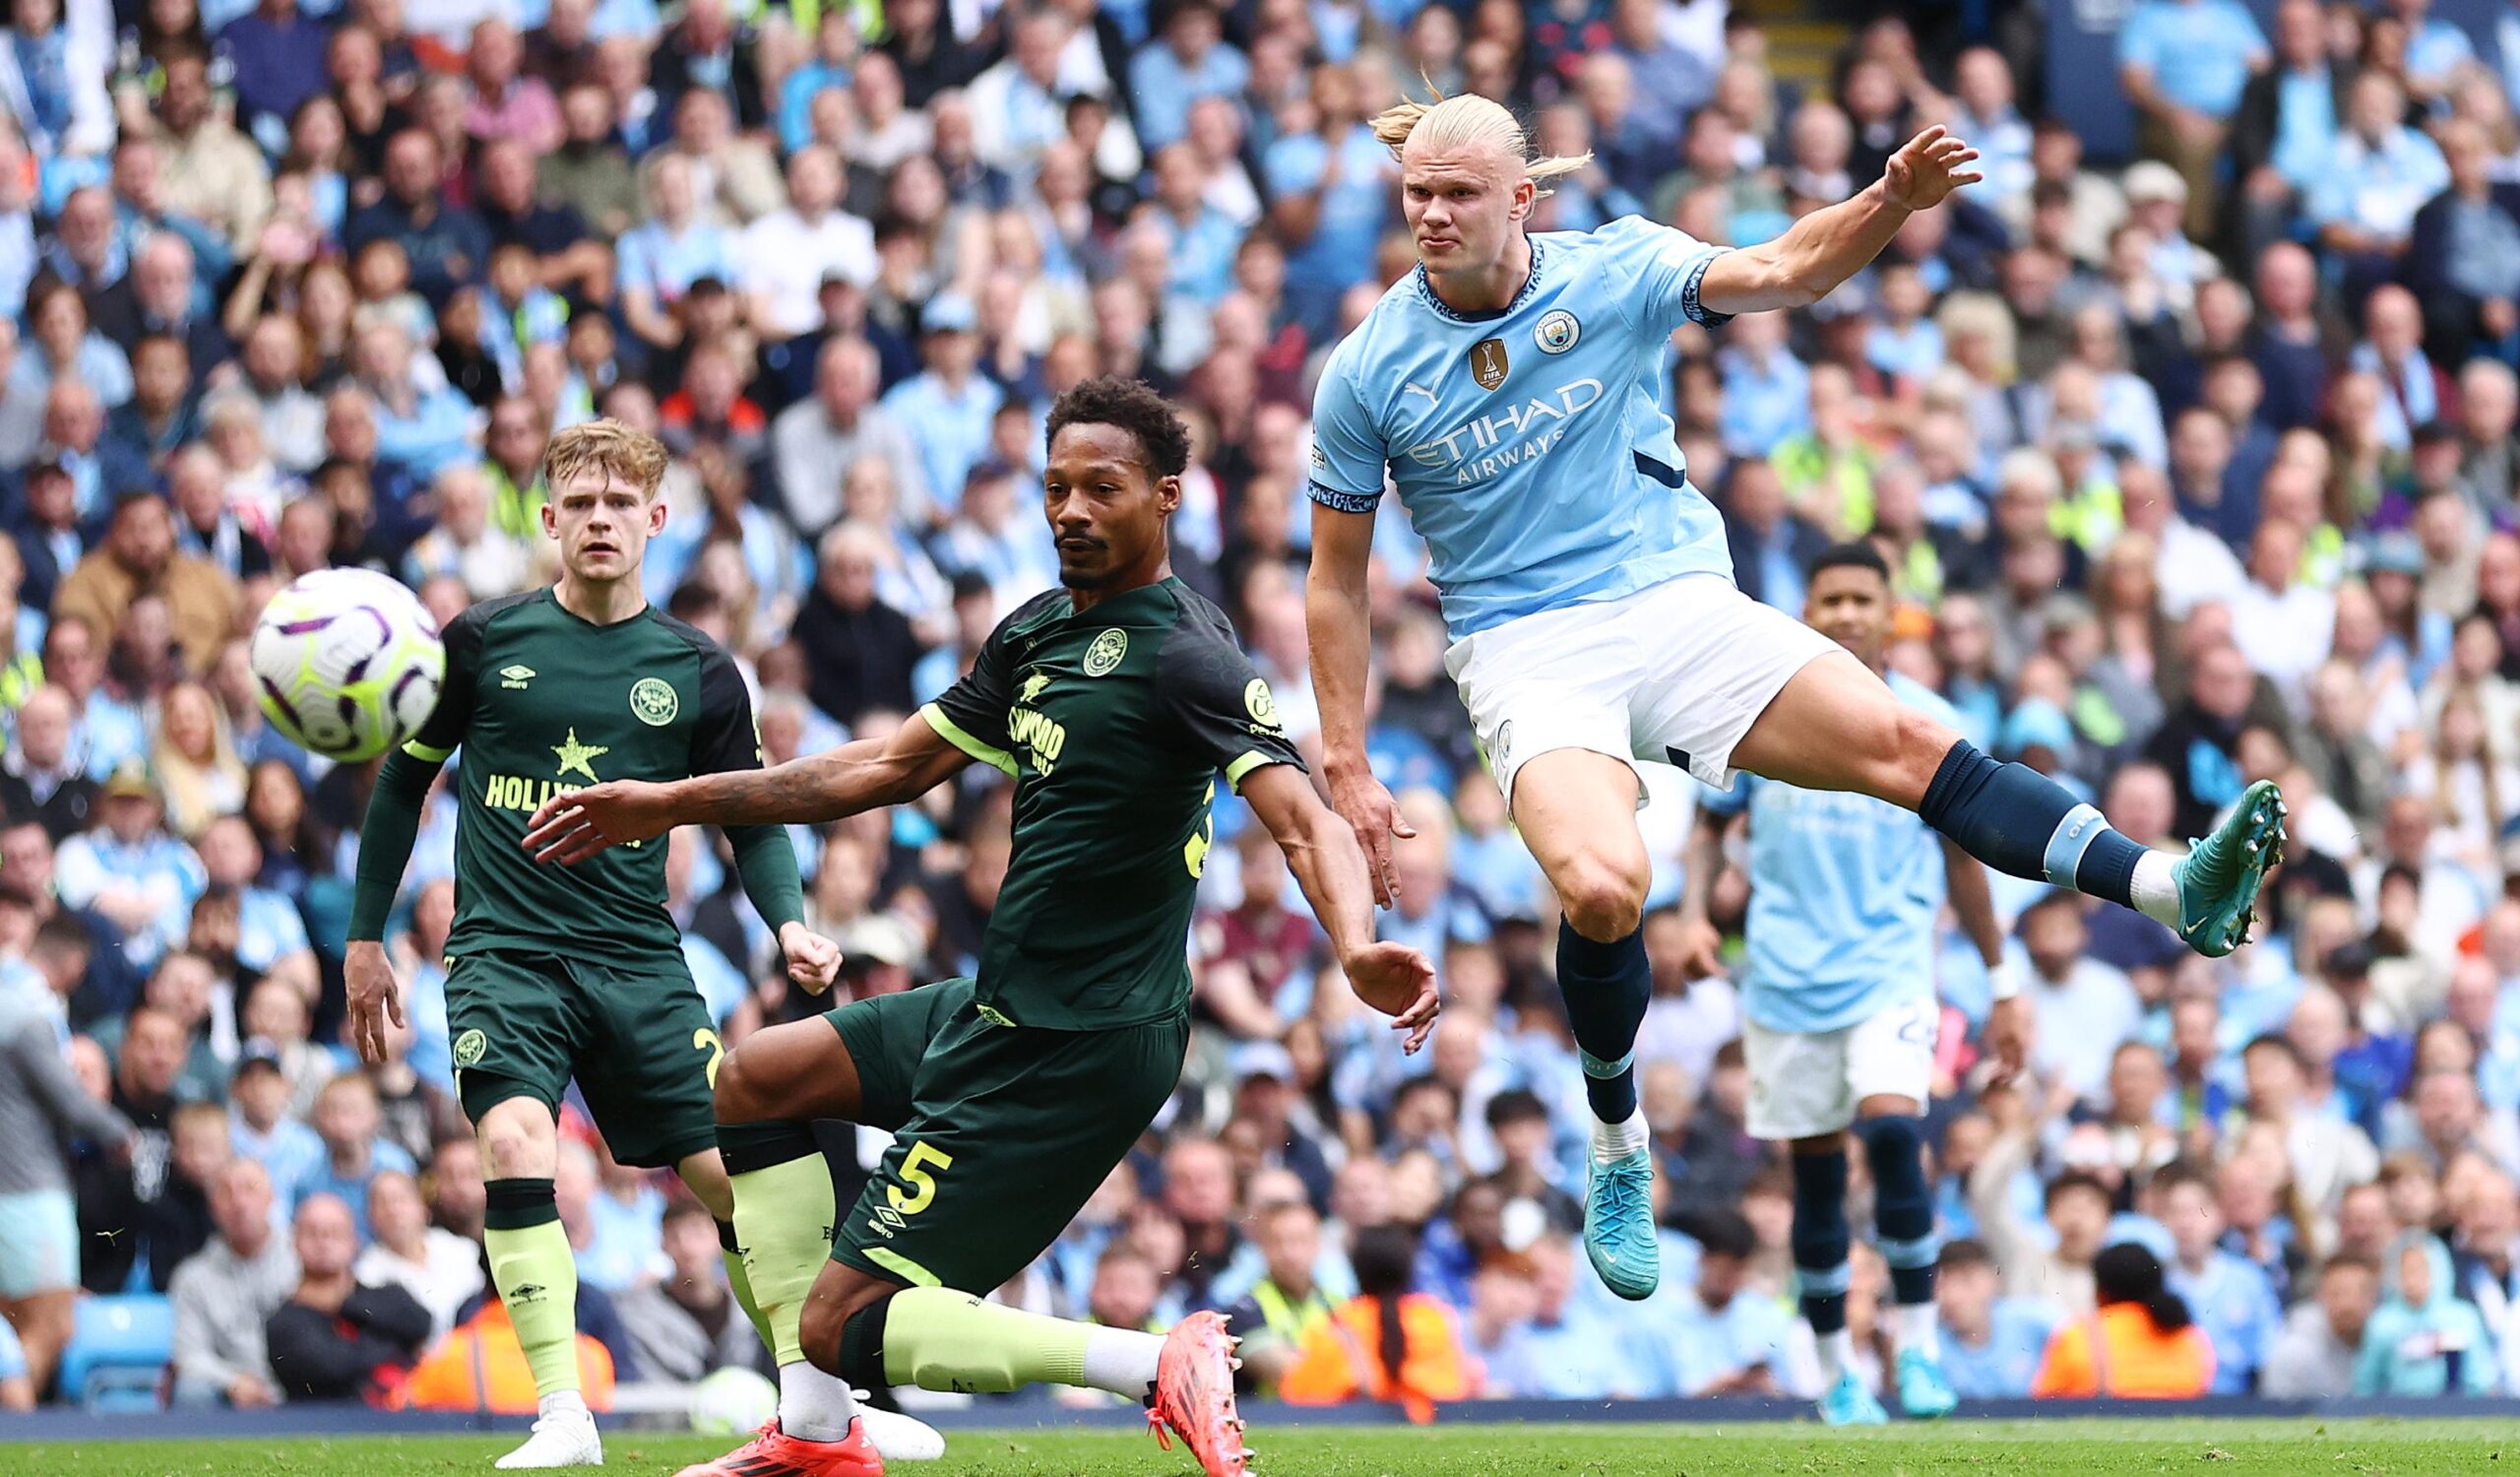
top-left (1696, 125), bottom-right (1983, 316)
top-left (521, 712), bottom-right (976, 863)
top-left (1241, 762), bottom-right (1440, 1053)
top-left (1306, 502), bottom-right (1414, 906)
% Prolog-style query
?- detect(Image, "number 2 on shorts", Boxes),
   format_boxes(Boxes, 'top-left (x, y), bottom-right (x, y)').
top-left (889, 1141), bottom-right (954, 1216)
top-left (692, 1028), bottom-right (725, 1088)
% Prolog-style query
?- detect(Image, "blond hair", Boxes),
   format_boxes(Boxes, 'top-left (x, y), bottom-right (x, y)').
top-left (542, 417), bottom-right (668, 500)
top-left (1368, 88), bottom-right (1590, 198)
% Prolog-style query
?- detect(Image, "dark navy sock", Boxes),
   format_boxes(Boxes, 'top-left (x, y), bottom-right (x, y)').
top-left (1858, 1116), bottom-right (1938, 1308)
top-left (1558, 921), bottom-right (1652, 1124)
top-left (1918, 740), bottom-right (2144, 908)
top-left (1791, 1147), bottom-right (1852, 1335)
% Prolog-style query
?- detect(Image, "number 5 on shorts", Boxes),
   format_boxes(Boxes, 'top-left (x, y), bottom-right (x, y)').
top-left (889, 1141), bottom-right (954, 1216)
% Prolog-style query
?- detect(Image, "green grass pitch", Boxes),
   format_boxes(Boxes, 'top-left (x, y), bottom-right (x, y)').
top-left (2, 1420), bottom-right (2514, 1476)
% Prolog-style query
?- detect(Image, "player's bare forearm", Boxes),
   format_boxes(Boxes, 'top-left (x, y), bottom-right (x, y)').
top-left (522, 714), bottom-right (973, 862)
top-left (1247, 765), bottom-right (1377, 964)
top-left (671, 737), bottom-right (933, 825)
top-left (1941, 837), bottom-right (2005, 970)
top-left (1305, 504), bottom-right (1378, 774)
top-left (1698, 127), bottom-right (1981, 314)
top-left (1245, 762), bottom-right (1439, 1049)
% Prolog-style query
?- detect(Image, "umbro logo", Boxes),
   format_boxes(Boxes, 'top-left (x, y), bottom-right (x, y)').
top-left (499, 665), bottom-right (536, 689)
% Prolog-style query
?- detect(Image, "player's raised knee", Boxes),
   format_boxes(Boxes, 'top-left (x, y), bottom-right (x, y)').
top-left (796, 1284), bottom-right (848, 1371)
top-left (1557, 852), bottom-right (1649, 941)
top-left (711, 1041), bottom-right (772, 1124)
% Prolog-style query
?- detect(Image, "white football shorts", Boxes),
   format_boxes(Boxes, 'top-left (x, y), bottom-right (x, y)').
top-left (1741, 994), bottom-right (1940, 1141)
top-left (1442, 572), bottom-right (1836, 804)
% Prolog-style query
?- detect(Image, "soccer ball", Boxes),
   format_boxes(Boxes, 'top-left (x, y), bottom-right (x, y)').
top-left (249, 569), bottom-right (445, 762)
top-left (687, 1366), bottom-right (778, 1437)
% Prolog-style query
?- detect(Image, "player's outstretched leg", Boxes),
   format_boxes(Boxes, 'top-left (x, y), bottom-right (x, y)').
top-left (1791, 1139), bottom-right (1884, 1427)
top-left (1736, 658), bottom-right (2288, 957)
top-left (812, 1282), bottom-right (1248, 1477)
top-left (1856, 1114), bottom-right (1954, 1419)
top-left (1516, 752), bottom-right (1660, 1300)
top-left (477, 1101), bottom-right (601, 1469)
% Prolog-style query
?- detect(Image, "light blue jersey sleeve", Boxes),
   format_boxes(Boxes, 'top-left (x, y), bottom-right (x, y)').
top-left (1592, 215), bottom-right (1734, 336)
top-left (1307, 346), bottom-right (1388, 512)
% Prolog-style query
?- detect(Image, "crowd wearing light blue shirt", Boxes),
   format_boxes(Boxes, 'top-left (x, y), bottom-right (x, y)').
top-left (2116, 0), bottom-right (2269, 117)
top-left (1718, 343), bottom-right (1812, 458)
top-left (879, 372), bottom-right (1005, 521)
top-left (1124, 35), bottom-right (1248, 151)
top-left (54, 829), bottom-right (206, 968)
top-left (1943, 1297), bottom-right (2062, 1396)
top-left (2309, 127), bottom-right (2451, 243)
top-left (2171, 1248), bottom-right (2288, 1393)
top-left (615, 218), bottom-right (738, 306)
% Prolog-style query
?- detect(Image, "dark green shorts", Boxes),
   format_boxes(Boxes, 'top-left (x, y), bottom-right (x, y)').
top-left (825, 978), bottom-right (1187, 1292)
top-left (445, 948), bottom-right (724, 1169)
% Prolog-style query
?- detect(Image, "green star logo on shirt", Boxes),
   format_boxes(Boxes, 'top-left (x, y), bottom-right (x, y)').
top-left (552, 728), bottom-right (610, 783)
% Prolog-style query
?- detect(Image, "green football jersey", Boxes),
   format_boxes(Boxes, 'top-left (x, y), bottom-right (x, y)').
top-left (922, 577), bottom-right (1303, 1030)
top-left (407, 588), bottom-right (769, 963)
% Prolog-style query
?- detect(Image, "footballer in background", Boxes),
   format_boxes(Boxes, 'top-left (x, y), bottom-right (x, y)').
top-left (344, 419), bottom-right (845, 1470)
top-left (1682, 542), bottom-right (2024, 1426)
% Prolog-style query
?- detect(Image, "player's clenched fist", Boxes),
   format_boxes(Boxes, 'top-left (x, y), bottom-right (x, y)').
top-left (780, 921), bottom-right (843, 995)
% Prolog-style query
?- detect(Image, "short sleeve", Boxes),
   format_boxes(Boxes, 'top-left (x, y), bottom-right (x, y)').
top-left (1600, 215), bottom-right (1732, 333)
top-left (1157, 615), bottom-right (1305, 792)
top-left (1305, 352), bottom-right (1389, 514)
top-left (404, 602), bottom-right (488, 761)
top-left (920, 612), bottom-right (1021, 777)
top-left (688, 643), bottom-right (764, 776)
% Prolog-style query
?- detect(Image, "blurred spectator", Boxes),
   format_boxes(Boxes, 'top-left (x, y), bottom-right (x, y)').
top-left (615, 1199), bottom-right (761, 1382)
top-left (264, 1191), bottom-right (430, 1401)
top-left (2356, 1231), bottom-right (2501, 1394)
top-left (353, 1168), bottom-right (481, 1343)
top-left (1631, 1209), bottom-right (1796, 1398)
top-left (167, 1157), bottom-right (294, 1407)
top-left (2264, 1252), bottom-right (2381, 1397)
top-left (1934, 1238), bottom-right (2058, 1398)
top-left (1280, 1224), bottom-right (1472, 1423)
top-left (2033, 1242), bottom-right (2217, 1396)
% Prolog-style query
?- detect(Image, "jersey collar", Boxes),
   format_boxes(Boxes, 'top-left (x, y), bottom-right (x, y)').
top-left (1413, 237), bottom-right (1546, 325)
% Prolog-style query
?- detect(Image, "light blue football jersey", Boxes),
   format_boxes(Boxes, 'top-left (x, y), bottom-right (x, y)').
top-left (1702, 671), bottom-right (1963, 1036)
top-left (1308, 216), bottom-right (1738, 641)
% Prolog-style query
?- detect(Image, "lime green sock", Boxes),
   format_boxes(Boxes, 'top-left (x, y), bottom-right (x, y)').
top-left (878, 1286), bottom-right (1094, 1393)
top-left (728, 1148), bottom-right (839, 1367)
top-left (718, 1219), bottom-right (774, 1353)
top-left (483, 1179), bottom-right (581, 1398)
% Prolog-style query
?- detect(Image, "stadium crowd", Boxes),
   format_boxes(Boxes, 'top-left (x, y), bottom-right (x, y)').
top-left (6, 0), bottom-right (2520, 1421)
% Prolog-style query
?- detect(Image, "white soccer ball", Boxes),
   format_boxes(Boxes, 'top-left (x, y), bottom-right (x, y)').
top-left (688, 1366), bottom-right (779, 1437)
top-left (249, 568), bottom-right (445, 763)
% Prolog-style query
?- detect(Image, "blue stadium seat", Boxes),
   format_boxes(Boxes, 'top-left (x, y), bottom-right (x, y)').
top-left (56, 1295), bottom-right (173, 1411)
